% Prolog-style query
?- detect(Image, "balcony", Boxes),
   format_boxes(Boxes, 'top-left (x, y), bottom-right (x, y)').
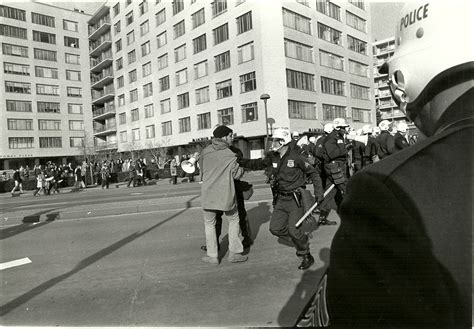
top-left (89, 34), bottom-right (112, 57)
top-left (90, 52), bottom-right (113, 73)
top-left (93, 104), bottom-right (116, 120)
top-left (89, 16), bottom-right (111, 41)
top-left (92, 87), bottom-right (115, 105)
top-left (380, 109), bottom-right (406, 120)
top-left (91, 71), bottom-right (114, 89)
top-left (377, 100), bottom-right (397, 110)
top-left (95, 142), bottom-right (118, 150)
top-left (94, 123), bottom-right (117, 137)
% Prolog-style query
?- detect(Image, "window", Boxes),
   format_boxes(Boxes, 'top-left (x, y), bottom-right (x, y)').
top-left (174, 44), bottom-right (186, 62)
top-left (194, 60), bottom-right (208, 79)
top-left (129, 69), bottom-right (137, 83)
top-left (68, 103), bottom-right (83, 114)
top-left (38, 119), bottom-right (61, 131)
top-left (318, 23), bottom-right (341, 45)
top-left (319, 50), bottom-right (344, 71)
top-left (286, 69), bottom-right (314, 91)
top-left (158, 53), bottom-right (168, 70)
top-left (118, 94), bottom-right (125, 107)
top-left (173, 20), bottom-right (185, 39)
top-left (0, 5), bottom-right (26, 21)
top-left (323, 104), bottom-right (346, 121)
top-left (142, 61), bottom-right (152, 77)
top-left (160, 99), bottom-right (171, 114)
top-left (146, 125), bottom-right (155, 138)
top-left (282, 8), bottom-right (311, 34)
top-left (64, 19), bottom-right (80, 33)
top-left (172, 0), bottom-right (184, 15)
top-left (4, 62), bottom-right (30, 76)
top-left (350, 83), bottom-right (370, 100)
top-left (195, 86), bottom-right (210, 104)
top-left (2, 43), bottom-right (28, 57)
top-left (346, 11), bottom-right (366, 32)
top-left (179, 117), bottom-right (191, 133)
top-left (0, 24), bottom-right (27, 39)
top-left (241, 102), bottom-right (257, 122)
top-left (113, 3), bottom-right (120, 16)
top-left (349, 60), bottom-right (368, 77)
top-left (216, 79), bottom-right (232, 99)
top-left (288, 100), bottom-right (317, 119)
top-left (238, 42), bottom-right (254, 64)
top-left (31, 12), bottom-right (55, 27)
top-left (9, 137), bottom-right (34, 149)
top-left (37, 83), bottom-right (60, 96)
top-left (213, 23), bottom-right (228, 45)
top-left (218, 108), bottom-right (233, 125)
top-left (67, 87), bottom-right (82, 97)
top-left (119, 112), bottom-right (126, 124)
top-left (159, 76), bottom-right (170, 91)
top-left (127, 31), bottom-right (135, 45)
top-left (128, 50), bottom-right (136, 64)
top-left (192, 8), bottom-right (205, 28)
top-left (157, 31), bottom-right (167, 48)
top-left (66, 70), bottom-right (81, 81)
top-left (38, 101), bottom-right (60, 113)
top-left (64, 36), bottom-right (79, 48)
top-left (141, 41), bottom-right (151, 57)
top-left (162, 121), bottom-right (172, 136)
top-left (284, 39), bottom-right (313, 63)
top-left (193, 34), bottom-right (207, 54)
top-left (8, 119), bottom-right (33, 130)
top-left (316, 0), bottom-right (340, 20)
top-left (144, 103), bottom-right (154, 118)
top-left (348, 0), bottom-right (365, 11)
top-left (130, 89), bottom-right (138, 102)
top-left (175, 68), bottom-right (188, 86)
top-left (177, 92), bottom-right (189, 109)
top-left (5, 81), bottom-right (30, 94)
top-left (34, 48), bottom-right (57, 61)
top-left (115, 39), bottom-right (122, 52)
top-left (114, 21), bottom-right (121, 34)
top-left (240, 72), bottom-right (256, 93)
top-left (33, 30), bottom-right (56, 44)
top-left (352, 107), bottom-right (371, 122)
top-left (139, 1), bottom-right (149, 15)
top-left (65, 53), bottom-right (80, 64)
top-left (156, 9), bottom-right (166, 26)
top-left (215, 51), bottom-right (231, 72)
top-left (116, 57), bottom-right (123, 70)
top-left (126, 11), bottom-right (134, 25)
top-left (321, 76), bottom-right (345, 96)
top-left (6, 100), bottom-right (32, 112)
top-left (347, 35), bottom-right (367, 54)
top-left (117, 75), bottom-right (124, 88)
top-left (212, 0), bottom-right (227, 17)
top-left (131, 108), bottom-right (139, 121)
top-left (236, 11), bottom-right (252, 34)
top-left (132, 128), bottom-right (141, 141)
top-left (197, 112), bottom-right (211, 130)
top-left (69, 120), bottom-right (84, 131)
top-left (120, 131), bottom-right (127, 142)
top-left (70, 137), bottom-right (84, 147)
top-left (35, 66), bottom-right (58, 78)
top-left (140, 20), bottom-right (150, 36)
top-left (143, 82), bottom-right (153, 97)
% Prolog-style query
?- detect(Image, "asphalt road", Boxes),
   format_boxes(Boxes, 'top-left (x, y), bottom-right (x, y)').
top-left (0, 172), bottom-right (339, 327)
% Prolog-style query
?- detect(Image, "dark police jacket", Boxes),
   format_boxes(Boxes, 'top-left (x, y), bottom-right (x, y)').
top-left (324, 121), bottom-right (473, 328)
top-left (237, 141), bottom-right (323, 198)
top-left (394, 132), bottom-right (410, 152)
top-left (377, 130), bottom-right (395, 159)
top-left (323, 130), bottom-right (348, 163)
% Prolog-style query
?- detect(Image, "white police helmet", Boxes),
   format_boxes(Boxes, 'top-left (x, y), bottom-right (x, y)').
top-left (397, 121), bottom-right (409, 133)
top-left (382, 0), bottom-right (474, 122)
top-left (271, 127), bottom-right (292, 151)
top-left (309, 136), bottom-right (317, 144)
top-left (378, 120), bottom-right (391, 131)
top-left (323, 123), bottom-right (334, 134)
top-left (362, 124), bottom-right (372, 135)
top-left (333, 118), bottom-right (349, 129)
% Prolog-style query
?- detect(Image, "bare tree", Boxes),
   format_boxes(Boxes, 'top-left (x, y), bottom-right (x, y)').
top-left (144, 138), bottom-right (171, 168)
top-left (81, 132), bottom-right (98, 184)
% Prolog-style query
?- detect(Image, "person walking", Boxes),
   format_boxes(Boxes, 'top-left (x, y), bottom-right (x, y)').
top-left (199, 125), bottom-right (247, 265)
top-left (100, 162), bottom-right (110, 189)
top-left (10, 168), bottom-right (24, 196)
top-left (126, 161), bottom-right (137, 187)
top-left (33, 170), bottom-right (45, 196)
top-left (169, 159), bottom-right (178, 185)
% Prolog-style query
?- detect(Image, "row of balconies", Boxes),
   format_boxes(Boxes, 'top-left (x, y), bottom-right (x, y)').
top-left (88, 15), bottom-right (111, 40)
top-left (89, 33), bottom-right (112, 57)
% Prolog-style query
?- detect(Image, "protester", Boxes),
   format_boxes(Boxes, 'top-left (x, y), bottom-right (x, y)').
top-left (33, 171), bottom-right (45, 197)
top-left (10, 168), bottom-right (24, 196)
top-left (100, 162), bottom-right (110, 189)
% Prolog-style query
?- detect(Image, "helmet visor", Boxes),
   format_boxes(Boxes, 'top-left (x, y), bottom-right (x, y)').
top-left (387, 70), bottom-right (408, 114)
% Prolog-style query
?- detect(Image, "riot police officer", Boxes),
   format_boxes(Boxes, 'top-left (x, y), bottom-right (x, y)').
top-left (393, 121), bottom-right (410, 152)
top-left (376, 120), bottom-right (394, 159)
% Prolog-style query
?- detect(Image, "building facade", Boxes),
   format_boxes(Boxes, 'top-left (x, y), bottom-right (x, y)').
top-left (0, 2), bottom-right (93, 169)
top-left (90, 0), bottom-right (375, 159)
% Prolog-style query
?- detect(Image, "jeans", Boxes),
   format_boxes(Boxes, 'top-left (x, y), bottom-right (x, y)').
top-left (203, 207), bottom-right (243, 258)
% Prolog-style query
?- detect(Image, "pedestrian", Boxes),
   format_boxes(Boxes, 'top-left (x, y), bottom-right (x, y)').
top-left (100, 162), bottom-right (110, 189)
top-left (238, 127), bottom-right (324, 270)
top-left (169, 158), bottom-right (178, 185)
top-left (126, 161), bottom-right (137, 187)
top-left (81, 160), bottom-right (87, 188)
top-left (74, 165), bottom-right (83, 189)
top-left (314, 2), bottom-right (472, 326)
top-left (33, 170), bottom-right (45, 196)
top-left (10, 168), bottom-right (24, 196)
top-left (199, 125), bottom-right (247, 265)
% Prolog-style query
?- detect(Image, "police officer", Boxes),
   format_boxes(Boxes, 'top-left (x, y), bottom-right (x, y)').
top-left (311, 1), bottom-right (473, 326)
top-left (376, 120), bottom-right (395, 159)
top-left (313, 123), bottom-right (333, 190)
top-left (237, 128), bottom-right (324, 270)
top-left (393, 121), bottom-right (410, 152)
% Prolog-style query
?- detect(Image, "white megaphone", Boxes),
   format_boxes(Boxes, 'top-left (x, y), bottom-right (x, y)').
top-left (181, 152), bottom-right (200, 174)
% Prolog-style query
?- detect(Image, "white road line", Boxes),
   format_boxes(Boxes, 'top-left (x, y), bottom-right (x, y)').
top-left (0, 257), bottom-right (32, 271)
top-left (131, 193), bottom-right (144, 195)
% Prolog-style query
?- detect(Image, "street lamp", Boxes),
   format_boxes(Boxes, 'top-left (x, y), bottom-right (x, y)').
top-left (260, 93), bottom-right (270, 142)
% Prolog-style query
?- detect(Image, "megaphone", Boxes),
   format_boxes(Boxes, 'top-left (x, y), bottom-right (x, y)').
top-left (181, 152), bottom-right (200, 174)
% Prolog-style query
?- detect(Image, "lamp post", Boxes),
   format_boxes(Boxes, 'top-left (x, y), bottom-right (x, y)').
top-left (260, 93), bottom-right (270, 142)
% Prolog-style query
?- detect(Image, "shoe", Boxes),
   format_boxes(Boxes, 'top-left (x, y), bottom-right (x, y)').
top-left (201, 256), bottom-right (219, 265)
top-left (298, 253), bottom-right (314, 270)
top-left (228, 254), bottom-right (248, 263)
top-left (200, 244), bottom-right (220, 252)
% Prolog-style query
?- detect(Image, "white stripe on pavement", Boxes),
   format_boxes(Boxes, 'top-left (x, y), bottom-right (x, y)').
top-left (0, 257), bottom-right (32, 271)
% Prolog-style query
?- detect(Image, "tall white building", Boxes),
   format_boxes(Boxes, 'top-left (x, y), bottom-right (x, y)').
top-left (89, 0), bottom-right (375, 159)
top-left (0, 2), bottom-right (93, 169)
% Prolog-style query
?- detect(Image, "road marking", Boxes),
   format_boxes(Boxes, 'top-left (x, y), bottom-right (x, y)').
top-left (0, 257), bottom-right (32, 271)
top-left (131, 192), bottom-right (144, 195)
top-left (15, 202), bottom-right (68, 209)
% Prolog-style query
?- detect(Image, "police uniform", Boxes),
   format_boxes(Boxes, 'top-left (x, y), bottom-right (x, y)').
top-left (393, 131), bottom-right (410, 152)
top-left (376, 130), bottom-right (394, 159)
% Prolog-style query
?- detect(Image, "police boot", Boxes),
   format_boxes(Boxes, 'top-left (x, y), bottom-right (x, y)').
top-left (318, 214), bottom-right (337, 226)
top-left (298, 253), bottom-right (314, 270)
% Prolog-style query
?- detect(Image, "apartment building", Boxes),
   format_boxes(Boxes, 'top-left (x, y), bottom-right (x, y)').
top-left (0, 2), bottom-right (93, 170)
top-left (90, 0), bottom-right (375, 159)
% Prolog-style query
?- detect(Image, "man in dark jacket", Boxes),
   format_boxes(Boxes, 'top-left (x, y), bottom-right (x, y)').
top-left (376, 120), bottom-right (395, 159)
top-left (393, 121), bottom-right (410, 153)
top-left (10, 168), bottom-right (24, 196)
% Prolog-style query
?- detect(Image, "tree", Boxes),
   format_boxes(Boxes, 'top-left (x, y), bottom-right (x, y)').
top-left (144, 138), bottom-right (171, 169)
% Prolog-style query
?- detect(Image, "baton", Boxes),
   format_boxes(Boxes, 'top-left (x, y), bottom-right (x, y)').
top-left (295, 184), bottom-right (335, 228)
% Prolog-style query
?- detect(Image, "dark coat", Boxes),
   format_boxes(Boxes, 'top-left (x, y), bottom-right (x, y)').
top-left (325, 122), bottom-right (472, 327)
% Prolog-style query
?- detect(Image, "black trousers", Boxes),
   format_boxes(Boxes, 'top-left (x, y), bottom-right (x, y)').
top-left (214, 188), bottom-right (251, 241)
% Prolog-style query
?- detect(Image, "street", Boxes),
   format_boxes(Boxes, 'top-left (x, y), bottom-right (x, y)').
top-left (0, 172), bottom-right (339, 327)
